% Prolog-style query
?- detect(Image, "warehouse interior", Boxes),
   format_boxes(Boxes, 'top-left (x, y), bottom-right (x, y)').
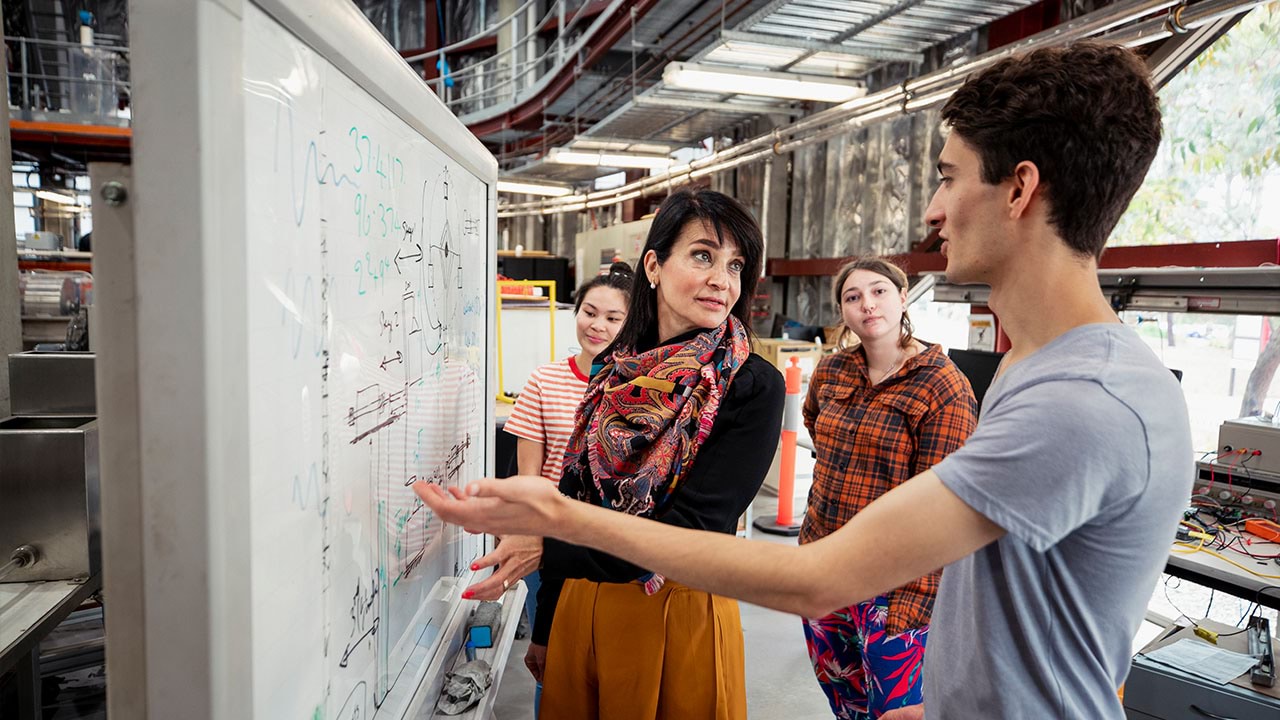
top-left (1, 1), bottom-right (1279, 719)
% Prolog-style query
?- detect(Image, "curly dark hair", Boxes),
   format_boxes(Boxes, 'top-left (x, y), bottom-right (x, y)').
top-left (940, 42), bottom-right (1162, 259)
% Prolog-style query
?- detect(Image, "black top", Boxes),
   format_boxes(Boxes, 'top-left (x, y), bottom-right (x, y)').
top-left (532, 349), bottom-right (784, 645)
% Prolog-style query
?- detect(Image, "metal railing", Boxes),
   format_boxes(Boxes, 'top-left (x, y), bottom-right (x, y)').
top-left (417, 0), bottom-right (627, 118)
top-left (6, 35), bottom-right (130, 125)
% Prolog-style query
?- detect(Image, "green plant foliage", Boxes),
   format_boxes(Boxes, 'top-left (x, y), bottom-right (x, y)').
top-left (1110, 3), bottom-right (1280, 247)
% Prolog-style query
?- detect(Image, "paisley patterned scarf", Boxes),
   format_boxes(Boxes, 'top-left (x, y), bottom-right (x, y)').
top-left (560, 315), bottom-right (750, 591)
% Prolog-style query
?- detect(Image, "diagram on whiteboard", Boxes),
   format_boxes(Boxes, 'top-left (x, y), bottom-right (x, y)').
top-left (243, 4), bottom-right (490, 717)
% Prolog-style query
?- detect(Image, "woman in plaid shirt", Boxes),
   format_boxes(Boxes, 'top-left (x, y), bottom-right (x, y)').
top-left (801, 257), bottom-right (977, 719)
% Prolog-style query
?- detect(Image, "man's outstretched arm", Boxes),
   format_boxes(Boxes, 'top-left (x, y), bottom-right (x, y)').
top-left (416, 469), bottom-right (1004, 617)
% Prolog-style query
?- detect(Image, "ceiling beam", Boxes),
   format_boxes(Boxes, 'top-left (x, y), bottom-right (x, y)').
top-left (720, 29), bottom-right (921, 64)
top-left (633, 93), bottom-right (803, 116)
top-left (1145, 11), bottom-right (1242, 87)
top-left (779, 0), bottom-right (928, 69)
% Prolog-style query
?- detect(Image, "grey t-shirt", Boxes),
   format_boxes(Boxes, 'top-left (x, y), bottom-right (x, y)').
top-left (927, 323), bottom-right (1192, 719)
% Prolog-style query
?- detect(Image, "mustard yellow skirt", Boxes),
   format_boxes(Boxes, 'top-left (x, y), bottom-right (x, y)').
top-left (540, 577), bottom-right (747, 720)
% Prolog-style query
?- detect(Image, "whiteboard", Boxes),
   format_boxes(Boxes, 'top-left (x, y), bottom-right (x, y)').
top-left (109, 2), bottom-right (497, 716)
top-left (240, 2), bottom-right (493, 717)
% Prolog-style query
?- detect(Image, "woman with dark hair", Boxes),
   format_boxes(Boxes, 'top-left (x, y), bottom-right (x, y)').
top-left (800, 257), bottom-right (976, 719)
top-left (507, 187), bottom-right (783, 719)
top-left (464, 263), bottom-right (633, 716)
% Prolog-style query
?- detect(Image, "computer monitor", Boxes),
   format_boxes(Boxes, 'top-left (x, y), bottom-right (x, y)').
top-left (947, 348), bottom-right (1005, 409)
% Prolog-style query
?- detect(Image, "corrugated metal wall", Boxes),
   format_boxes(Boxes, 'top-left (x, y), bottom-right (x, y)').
top-left (770, 24), bottom-right (981, 328)
top-left (498, 97), bottom-right (952, 328)
top-left (784, 106), bottom-right (946, 326)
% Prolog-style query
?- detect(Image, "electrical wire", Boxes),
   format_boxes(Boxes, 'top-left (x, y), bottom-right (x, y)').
top-left (1175, 542), bottom-right (1280, 580)
top-left (1205, 448), bottom-right (1238, 493)
top-left (1162, 574), bottom-right (1197, 624)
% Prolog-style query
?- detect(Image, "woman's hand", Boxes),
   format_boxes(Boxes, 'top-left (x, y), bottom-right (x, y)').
top-left (413, 475), bottom-right (568, 538)
top-left (524, 643), bottom-right (547, 683)
top-left (462, 535), bottom-right (542, 601)
top-left (880, 705), bottom-right (924, 720)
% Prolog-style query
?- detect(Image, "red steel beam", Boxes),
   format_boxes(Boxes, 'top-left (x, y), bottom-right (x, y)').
top-left (422, 0), bottom-right (441, 81)
top-left (1098, 239), bottom-right (1280, 268)
top-left (10, 120), bottom-right (131, 148)
top-left (20, 260), bottom-right (93, 273)
top-left (987, 0), bottom-right (1060, 50)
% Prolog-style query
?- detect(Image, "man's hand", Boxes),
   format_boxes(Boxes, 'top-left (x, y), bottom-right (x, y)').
top-left (524, 643), bottom-right (547, 683)
top-left (463, 535), bottom-right (542, 600)
top-left (413, 476), bottom-right (569, 538)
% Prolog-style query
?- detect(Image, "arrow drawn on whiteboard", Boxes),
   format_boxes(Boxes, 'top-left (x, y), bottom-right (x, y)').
top-left (339, 617), bottom-right (380, 668)
top-left (379, 351), bottom-right (403, 370)
top-left (393, 243), bottom-right (422, 274)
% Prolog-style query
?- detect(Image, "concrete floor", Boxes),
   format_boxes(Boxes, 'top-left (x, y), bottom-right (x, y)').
top-left (489, 495), bottom-right (834, 720)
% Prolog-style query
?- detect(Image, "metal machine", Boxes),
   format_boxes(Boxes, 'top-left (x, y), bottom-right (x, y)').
top-left (0, 352), bottom-right (100, 583)
top-left (1194, 414), bottom-right (1280, 520)
top-left (1217, 414), bottom-right (1280, 476)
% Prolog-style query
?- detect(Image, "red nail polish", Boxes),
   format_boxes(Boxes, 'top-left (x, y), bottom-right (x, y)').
top-left (470, 563), bottom-right (479, 571)
top-left (462, 590), bottom-right (473, 599)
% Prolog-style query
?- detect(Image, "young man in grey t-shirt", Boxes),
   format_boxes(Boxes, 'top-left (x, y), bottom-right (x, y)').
top-left (416, 42), bottom-right (1193, 719)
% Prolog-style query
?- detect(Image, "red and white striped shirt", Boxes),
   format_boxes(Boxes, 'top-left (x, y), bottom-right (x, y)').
top-left (504, 357), bottom-right (590, 482)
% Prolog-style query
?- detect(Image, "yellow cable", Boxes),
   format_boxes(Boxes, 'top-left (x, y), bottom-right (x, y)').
top-left (1171, 539), bottom-right (1205, 555)
top-left (1176, 543), bottom-right (1280, 579)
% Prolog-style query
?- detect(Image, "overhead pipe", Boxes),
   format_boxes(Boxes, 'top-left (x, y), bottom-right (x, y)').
top-left (499, 0), bottom-right (1263, 217)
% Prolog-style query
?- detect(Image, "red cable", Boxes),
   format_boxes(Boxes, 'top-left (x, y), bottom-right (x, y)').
top-left (1207, 448), bottom-right (1235, 493)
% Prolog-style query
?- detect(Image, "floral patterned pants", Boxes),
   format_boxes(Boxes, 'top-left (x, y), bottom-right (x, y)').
top-left (801, 596), bottom-right (928, 720)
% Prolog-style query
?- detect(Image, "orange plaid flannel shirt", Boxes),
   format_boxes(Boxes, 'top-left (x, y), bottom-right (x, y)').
top-left (801, 342), bottom-right (977, 636)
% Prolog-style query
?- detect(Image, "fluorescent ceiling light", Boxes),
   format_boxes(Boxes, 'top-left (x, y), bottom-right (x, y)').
top-left (547, 148), bottom-right (673, 170)
top-left (35, 190), bottom-right (78, 205)
top-left (663, 62), bottom-right (866, 103)
top-left (497, 180), bottom-right (573, 197)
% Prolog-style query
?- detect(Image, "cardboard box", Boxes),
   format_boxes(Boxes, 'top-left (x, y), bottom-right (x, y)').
top-left (755, 338), bottom-right (825, 380)
top-left (824, 324), bottom-right (846, 347)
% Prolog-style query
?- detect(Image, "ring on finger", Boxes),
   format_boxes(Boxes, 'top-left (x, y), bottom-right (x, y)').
top-left (502, 578), bottom-right (510, 591)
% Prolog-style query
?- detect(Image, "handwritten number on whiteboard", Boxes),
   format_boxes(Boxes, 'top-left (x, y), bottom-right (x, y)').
top-left (349, 127), bottom-right (363, 173)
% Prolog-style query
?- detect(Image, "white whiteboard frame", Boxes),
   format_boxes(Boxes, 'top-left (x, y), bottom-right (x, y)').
top-left (105, 2), bottom-right (497, 717)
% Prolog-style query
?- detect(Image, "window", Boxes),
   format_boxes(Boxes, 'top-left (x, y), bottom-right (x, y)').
top-left (1115, 6), bottom-right (1280, 633)
top-left (908, 285), bottom-right (972, 352)
top-left (14, 208), bottom-right (35, 236)
top-left (1112, 5), bottom-right (1280, 246)
top-left (1119, 311), bottom-right (1280, 452)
